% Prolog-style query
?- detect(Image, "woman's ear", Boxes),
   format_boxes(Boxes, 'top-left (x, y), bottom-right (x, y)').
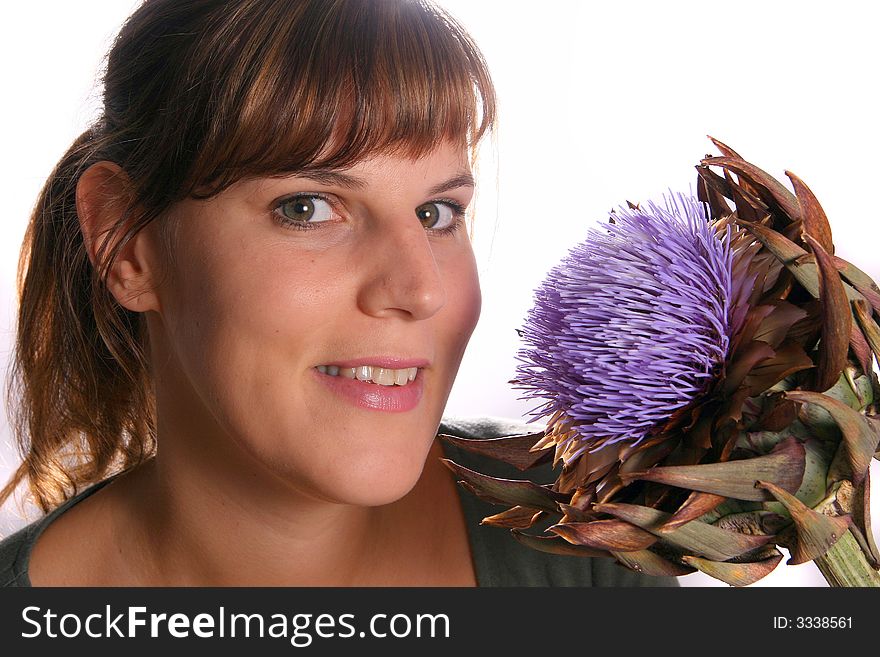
top-left (75, 161), bottom-right (163, 314)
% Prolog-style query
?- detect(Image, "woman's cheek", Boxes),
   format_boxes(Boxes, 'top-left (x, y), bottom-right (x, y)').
top-left (433, 244), bottom-right (481, 390)
top-left (451, 243), bottom-right (482, 335)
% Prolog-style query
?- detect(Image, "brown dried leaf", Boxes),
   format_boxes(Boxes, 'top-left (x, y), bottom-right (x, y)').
top-left (735, 304), bottom-right (778, 351)
top-left (705, 137), bottom-right (767, 201)
top-left (723, 340), bottom-right (776, 396)
top-left (594, 502), bottom-right (774, 561)
top-left (707, 135), bottom-right (745, 160)
top-left (786, 171), bottom-right (834, 255)
top-left (735, 219), bottom-right (867, 307)
top-left (803, 235), bottom-right (852, 393)
top-left (782, 390), bottom-right (880, 486)
top-left (696, 166), bottom-right (732, 220)
top-left (835, 256), bottom-right (880, 314)
top-left (853, 299), bottom-right (880, 373)
top-left (612, 549), bottom-right (696, 577)
top-left (850, 468), bottom-right (880, 566)
top-left (753, 392), bottom-right (799, 432)
top-left (621, 437), bottom-right (805, 502)
top-left (756, 480), bottom-right (850, 565)
top-left (726, 170), bottom-right (767, 222)
top-left (509, 530), bottom-right (609, 558)
top-left (701, 156), bottom-right (800, 221)
top-left (743, 340), bottom-right (815, 396)
top-left (440, 458), bottom-right (569, 512)
top-left (663, 490), bottom-right (727, 531)
top-left (550, 519), bottom-right (658, 552)
top-left (683, 548), bottom-right (784, 586)
top-left (752, 301), bottom-right (808, 349)
top-left (481, 505), bottom-right (545, 529)
top-left (849, 319), bottom-right (875, 381)
top-left (437, 432), bottom-right (552, 471)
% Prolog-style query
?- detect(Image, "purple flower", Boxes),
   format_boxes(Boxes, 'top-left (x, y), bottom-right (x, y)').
top-left (514, 193), bottom-right (734, 462)
top-left (445, 145), bottom-right (880, 586)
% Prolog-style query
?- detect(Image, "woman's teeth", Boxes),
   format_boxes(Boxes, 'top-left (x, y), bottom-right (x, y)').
top-left (316, 365), bottom-right (418, 386)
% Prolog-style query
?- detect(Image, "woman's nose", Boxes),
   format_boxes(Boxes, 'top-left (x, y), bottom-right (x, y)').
top-left (356, 219), bottom-right (447, 321)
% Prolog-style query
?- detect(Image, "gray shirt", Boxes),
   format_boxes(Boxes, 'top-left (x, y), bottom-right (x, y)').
top-left (0, 416), bottom-right (678, 587)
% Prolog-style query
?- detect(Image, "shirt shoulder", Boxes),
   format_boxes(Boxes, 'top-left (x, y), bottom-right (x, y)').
top-left (0, 520), bottom-right (40, 587)
top-left (437, 415), bottom-right (679, 588)
top-left (0, 476), bottom-right (119, 587)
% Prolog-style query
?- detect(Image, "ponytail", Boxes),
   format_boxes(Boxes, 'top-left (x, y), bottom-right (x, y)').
top-left (1, 129), bottom-right (156, 514)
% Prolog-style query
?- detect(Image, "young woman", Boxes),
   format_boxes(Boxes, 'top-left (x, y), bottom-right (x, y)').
top-left (0, 0), bottom-right (675, 587)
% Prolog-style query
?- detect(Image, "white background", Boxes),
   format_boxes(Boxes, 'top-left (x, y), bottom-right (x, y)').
top-left (1, 1), bottom-right (878, 587)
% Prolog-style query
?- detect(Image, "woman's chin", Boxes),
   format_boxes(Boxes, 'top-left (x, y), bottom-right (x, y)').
top-left (330, 456), bottom-right (428, 507)
top-left (266, 444), bottom-right (431, 508)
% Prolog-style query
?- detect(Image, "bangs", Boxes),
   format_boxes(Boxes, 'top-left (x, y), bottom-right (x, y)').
top-left (178, 0), bottom-right (496, 197)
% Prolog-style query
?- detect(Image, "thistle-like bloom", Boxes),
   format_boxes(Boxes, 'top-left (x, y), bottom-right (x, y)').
top-left (440, 139), bottom-right (880, 586)
top-left (514, 194), bottom-right (734, 463)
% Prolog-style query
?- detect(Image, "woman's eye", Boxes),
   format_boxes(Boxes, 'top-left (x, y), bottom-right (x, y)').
top-left (415, 202), bottom-right (460, 231)
top-left (274, 195), bottom-right (334, 227)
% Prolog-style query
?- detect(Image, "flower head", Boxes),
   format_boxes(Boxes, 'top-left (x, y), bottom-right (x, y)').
top-left (515, 193), bottom-right (733, 462)
top-left (441, 140), bottom-right (880, 586)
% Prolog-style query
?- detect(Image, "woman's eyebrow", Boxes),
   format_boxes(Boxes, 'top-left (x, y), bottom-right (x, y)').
top-left (427, 172), bottom-right (475, 195)
top-left (293, 170), bottom-right (475, 195)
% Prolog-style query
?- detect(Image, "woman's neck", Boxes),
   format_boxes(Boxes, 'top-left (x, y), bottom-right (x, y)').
top-left (101, 437), bottom-right (468, 586)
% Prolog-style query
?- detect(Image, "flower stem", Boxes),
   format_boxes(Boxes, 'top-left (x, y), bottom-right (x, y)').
top-left (814, 530), bottom-right (880, 587)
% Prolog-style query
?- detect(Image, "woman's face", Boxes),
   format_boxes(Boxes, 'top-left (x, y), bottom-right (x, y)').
top-left (147, 141), bottom-right (481, 506)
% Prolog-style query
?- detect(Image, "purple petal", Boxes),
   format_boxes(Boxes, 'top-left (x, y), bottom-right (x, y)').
top-left (513, 193), bottom-right (733, 458)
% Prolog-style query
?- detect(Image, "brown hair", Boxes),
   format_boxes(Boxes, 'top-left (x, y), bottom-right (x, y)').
top-left (1, 0), bottom-right (496, 515)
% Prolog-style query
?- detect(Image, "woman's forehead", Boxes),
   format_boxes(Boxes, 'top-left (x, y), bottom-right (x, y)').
top-left (269, 140), bottom-right (472, 183)
top-left (232, 151), bottom-right (474, 201)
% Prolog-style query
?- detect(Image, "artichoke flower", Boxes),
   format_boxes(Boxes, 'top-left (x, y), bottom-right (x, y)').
top-left (440, 138), bottom-right (880, 586)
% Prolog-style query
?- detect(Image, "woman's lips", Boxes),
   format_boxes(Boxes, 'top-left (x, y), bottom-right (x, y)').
top-left (312, 366), bottom-right (425, 412)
